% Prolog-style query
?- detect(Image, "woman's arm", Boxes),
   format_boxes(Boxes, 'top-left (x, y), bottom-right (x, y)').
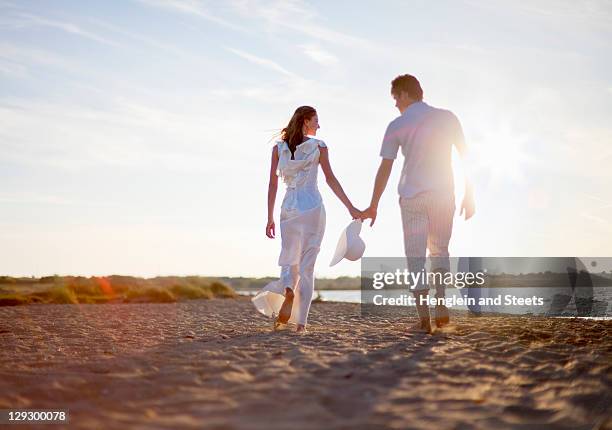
top-left (319, 146), bottom-right (361, 219)
top-left (266, 146), bottom-right (279, 238)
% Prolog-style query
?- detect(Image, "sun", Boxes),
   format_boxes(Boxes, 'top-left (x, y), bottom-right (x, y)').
top-left (470, 125), bottom-right (531, 184)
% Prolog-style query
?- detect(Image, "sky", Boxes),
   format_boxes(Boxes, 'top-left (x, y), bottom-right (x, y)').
top-left (1, 0), bottom-right (611, 279)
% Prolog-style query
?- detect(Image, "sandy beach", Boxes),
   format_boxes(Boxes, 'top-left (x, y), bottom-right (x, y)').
top-left (0, 297), bottom-right (610, 429)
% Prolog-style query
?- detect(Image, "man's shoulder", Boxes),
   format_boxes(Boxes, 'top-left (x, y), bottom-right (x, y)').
top-left (386, 103), bottom-right (460, 131)
top-left (387, 114), bottom-right (405, 129)
top-left (429, 105), bottom-right (459, 122)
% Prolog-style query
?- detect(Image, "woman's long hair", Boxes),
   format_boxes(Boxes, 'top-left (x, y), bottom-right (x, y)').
top-left (280, 106), bottom-right (317, 157)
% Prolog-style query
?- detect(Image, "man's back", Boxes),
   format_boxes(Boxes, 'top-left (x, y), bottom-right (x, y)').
top-left (380, 101), bottom-right (465, 199)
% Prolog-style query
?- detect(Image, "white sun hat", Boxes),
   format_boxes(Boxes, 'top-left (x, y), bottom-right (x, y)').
top-left (330, 219), bottom-right (366, 267)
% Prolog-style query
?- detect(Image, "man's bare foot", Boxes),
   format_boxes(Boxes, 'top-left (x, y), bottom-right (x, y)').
top-left (276, 288), bottom-right (294, 324)
top-left (435, 304), bottom-right (450, 328)
top-left (408, 317), bottom-right (433, 334)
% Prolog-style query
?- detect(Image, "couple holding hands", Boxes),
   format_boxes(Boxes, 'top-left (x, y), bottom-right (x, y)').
top-left (253, 74), bottom-right (475, 333)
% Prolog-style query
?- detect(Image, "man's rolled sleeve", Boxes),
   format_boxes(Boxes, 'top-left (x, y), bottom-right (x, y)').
top-left (448, 112), bottom-right (466, 153)
top-left (379, 121), bottom-right (400, 160)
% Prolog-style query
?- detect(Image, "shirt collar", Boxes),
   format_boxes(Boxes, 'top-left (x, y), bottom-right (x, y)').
top-left (402, 100), bottom-right (427, 116)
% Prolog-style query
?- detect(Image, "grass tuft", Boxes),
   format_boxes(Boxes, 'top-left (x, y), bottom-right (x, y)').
top-left (0, 275), bottom-right (239, 306)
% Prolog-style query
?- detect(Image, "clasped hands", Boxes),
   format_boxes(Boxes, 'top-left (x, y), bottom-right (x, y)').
top-left (347, 205), bottom-right (377, 226)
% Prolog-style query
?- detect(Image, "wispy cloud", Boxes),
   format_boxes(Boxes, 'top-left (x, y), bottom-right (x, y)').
top-left (11, 12), bottom-right (120, 47)
top-left (226, 47), bottom-right (298, 78)
top-left (0, 192), bottom-right (115, 207)
top-left (0, 1), bottom-right (20, 12)
top-left (0, 59), bottom-right (26, 77)
top-left (585, 194), bottom-right (612, 209)
top-left (137, 0), bottom-right (376, 51)
top-left (581, 212), bottom-right (612, 233)
top-left (300, 44), bottom-right (338, 65)
top-left (227, 0), bottom-right (376, 50)
top-left (465, 0), bottom-right (612, 30)
top-left (0, 96), bottom-right (237, 171)
top-left (0, 41), bottom-right (87, 79)
top-left (135, 0), bottom-right (246, 32)
top-left (87, 17), bottom-right (215, 66)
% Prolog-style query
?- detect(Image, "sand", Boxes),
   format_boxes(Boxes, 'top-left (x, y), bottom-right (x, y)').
top-left (0, 297), bottom-right (610, 429)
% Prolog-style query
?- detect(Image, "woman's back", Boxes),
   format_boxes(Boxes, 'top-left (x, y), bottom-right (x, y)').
top-left (276, 138), bottom-right (327, 193)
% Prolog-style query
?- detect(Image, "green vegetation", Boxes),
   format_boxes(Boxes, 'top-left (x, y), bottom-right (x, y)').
top-left (0, 275), bottom-right (236, 306)
top-left (0, 274), bottom-right (363, 306)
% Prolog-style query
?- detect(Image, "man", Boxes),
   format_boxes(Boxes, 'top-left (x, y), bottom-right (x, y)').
top-left (361, 74), bottom-right (475, 333)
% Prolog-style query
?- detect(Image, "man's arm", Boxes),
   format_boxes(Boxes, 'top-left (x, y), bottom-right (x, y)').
top-left (451, 114), bottom-right (475, 220)
top-left (361, 158), bottom-right (394, 226)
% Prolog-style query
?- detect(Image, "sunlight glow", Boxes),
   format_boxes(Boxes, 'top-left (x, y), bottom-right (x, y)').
top-left (472, 125), bottom-right (531, 184)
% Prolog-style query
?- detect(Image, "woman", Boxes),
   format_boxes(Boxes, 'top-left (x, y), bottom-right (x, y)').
top-left (252, 106), bottom-right (361, 332)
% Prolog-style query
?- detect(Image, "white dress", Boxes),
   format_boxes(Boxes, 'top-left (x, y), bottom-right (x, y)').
top-left (252, 138), bottom-right (327, 325)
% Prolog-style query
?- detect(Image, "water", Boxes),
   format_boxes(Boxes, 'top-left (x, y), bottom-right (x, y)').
top-left (237, 289), bottom-right (358, 302)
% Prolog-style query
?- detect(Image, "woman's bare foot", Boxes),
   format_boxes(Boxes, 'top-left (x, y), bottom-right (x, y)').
top-left (296, 324), bottom-right (306, 333)
top-left (408, 317), bottom-right (433, 334)
top-left (276, 288), bottom-right (294, 324)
